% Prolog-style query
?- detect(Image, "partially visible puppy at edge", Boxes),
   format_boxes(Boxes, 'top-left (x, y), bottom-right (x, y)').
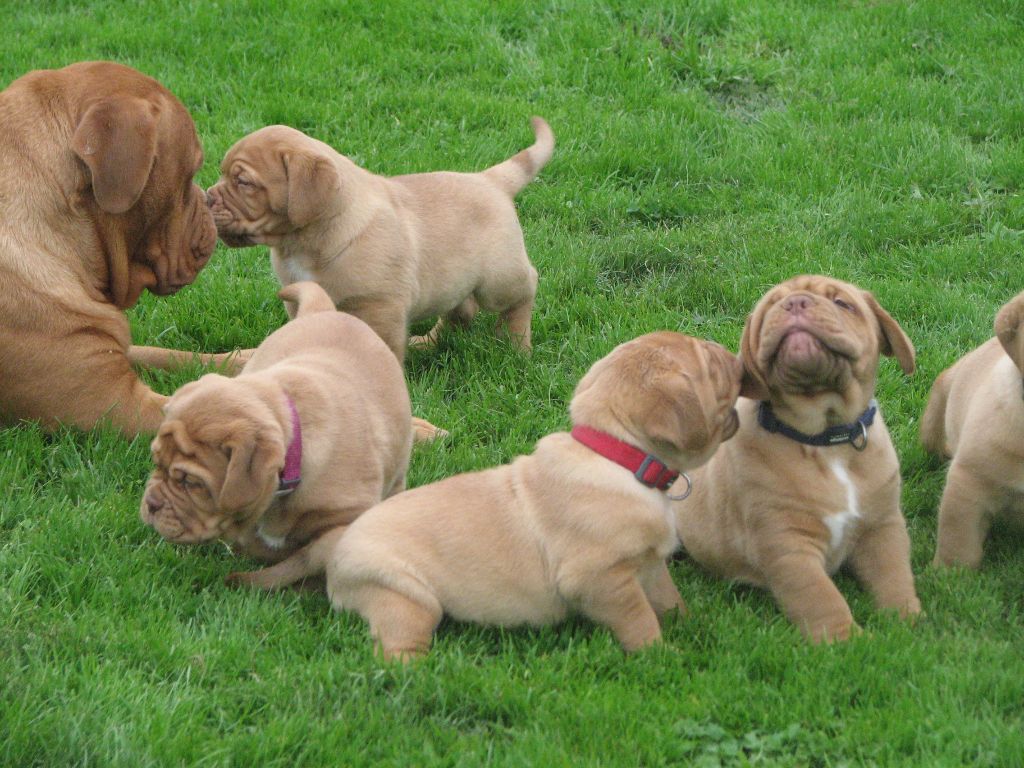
top-left (206, 117), bottom-right (553, 363)
top-left (921, 289), bottom-right (1024, 568)
top-left (140, 281), bottom-right (413, 563)
top-left (674, 275), bottom-right (921, 643)
top-left (229, 332), bottom-right (750, 661)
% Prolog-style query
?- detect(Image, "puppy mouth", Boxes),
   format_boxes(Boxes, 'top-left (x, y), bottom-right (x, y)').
top-left (767, 327), bottom-right (853, 393)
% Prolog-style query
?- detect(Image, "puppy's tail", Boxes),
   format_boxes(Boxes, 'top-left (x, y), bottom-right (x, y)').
top-left (225, 525), bottom-right (347, 591)
top-left (920, 368), bottom-right (951, 458)
top-left (482, 116), bottom-right (554, 198)
top-left (278, 281), bottom-right (337, 318)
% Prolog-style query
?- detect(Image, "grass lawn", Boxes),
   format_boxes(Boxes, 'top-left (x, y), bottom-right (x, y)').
top-left (3, 0), bottom-right (1024, 764)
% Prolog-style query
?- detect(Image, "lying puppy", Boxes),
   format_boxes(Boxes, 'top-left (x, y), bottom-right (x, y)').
top-left (921, 289), bottom-right (1024, 568)
top-left (229, 332), bottom-right (748, 660)
top-left (0, 61), bottom-right (241, 435)
top-left (674, 275), bottom-right (920, 642)
top-left (140, 282), bottom-right (412, 562)
top-left (206, 118), bottom-right (554, 362)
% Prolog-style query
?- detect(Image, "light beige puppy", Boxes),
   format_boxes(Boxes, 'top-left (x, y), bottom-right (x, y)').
top-left (921, 289), bottom-right (1024, 568)
top-left (229, 332), bottom-right (749, 659)
top-left (206, 118), bottom-right (554, 362)
top-left (674, 275), bottom-right (921, 643)
top-left (140, 281), bottom-right (412, 562)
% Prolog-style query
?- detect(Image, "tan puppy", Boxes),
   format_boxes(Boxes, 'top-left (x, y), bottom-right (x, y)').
top-left (229, 332), bottom-right (749, 659)
top-left (0, 61), bottom-right (242, 435)
top-left (206, 118), bottom-right (554, 362)
top-left (674, 276), bottom-right (920, 642)
top-left (140, 281), bottom-right (412, 562)
top-left (921, 290), bottom-right (1024, 567)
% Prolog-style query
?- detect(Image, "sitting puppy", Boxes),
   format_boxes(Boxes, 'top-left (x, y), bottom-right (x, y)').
top-left (921, 289), bottom-right (1024, 567)
top-left (205, 118), bottom-right (554, 362)
top-left (229, 332), bottom-right (748, 660)
top-left (674, 275), bottom-right (920, 642)
top-left (140, 282), bottom-right (412, 562)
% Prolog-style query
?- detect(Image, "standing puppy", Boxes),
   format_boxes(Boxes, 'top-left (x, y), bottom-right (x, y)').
top-left (206, 118), bottom-right (553, 361)
top-left (140, 282), bottom-right (412, 562)
top-left (921, 289), bottom-right (1024, 568)
top-left (230, 332), bottom-right (748, 660)
top-left (675, 276), bottom-right (920, 642)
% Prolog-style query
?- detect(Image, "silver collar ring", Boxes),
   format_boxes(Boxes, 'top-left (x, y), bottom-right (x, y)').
top-left (666, 472), bottom-right (692, 501)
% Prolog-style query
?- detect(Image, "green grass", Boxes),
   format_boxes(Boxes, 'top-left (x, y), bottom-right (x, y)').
top-left (4, 0), bottom-right (1024, 764)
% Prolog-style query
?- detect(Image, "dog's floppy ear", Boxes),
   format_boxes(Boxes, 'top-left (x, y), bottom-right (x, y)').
top-left (738, 307), bottom-right (772, 398)
top-left (72, 97), bottom-right (158, 214)
top-left (218, 426), bottom-right (286, 515)
top-left (995, 291), bottom-right (1024, 373)
top-left (862, 292), bottom-right (915, 374)
top-left (637, 373), bottom-right (712, 457)
top-left (283, 150), bottom-right (339, 228)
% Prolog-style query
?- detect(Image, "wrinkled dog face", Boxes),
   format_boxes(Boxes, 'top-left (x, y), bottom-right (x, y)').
top-left (571, 332), bottom-right (745, 472)
top-left (139, 376), bottom-right (285, 545)
top-left (68, 63), bottom-right (217, 306)
top-left (206, 125), bottom-right (340, 247)
top-left (741, 275), bottom-right (915, 401)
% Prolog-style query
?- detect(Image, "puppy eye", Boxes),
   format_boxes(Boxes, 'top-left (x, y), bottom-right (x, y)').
top-left (235, 175), bottom-right (253, 189)
top-left (833, 297), bottom-right (855, 312)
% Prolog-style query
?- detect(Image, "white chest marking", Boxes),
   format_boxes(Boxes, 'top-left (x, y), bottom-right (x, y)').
top-left (825, 460), bottom-right (861, 550)
top-left (256, 525), bottom-right (287, 550)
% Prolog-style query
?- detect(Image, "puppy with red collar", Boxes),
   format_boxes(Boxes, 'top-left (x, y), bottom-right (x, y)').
top-left (229, 332), bottom-right (750, 660)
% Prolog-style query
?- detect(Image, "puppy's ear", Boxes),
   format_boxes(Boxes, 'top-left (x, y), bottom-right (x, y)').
top-left (639, 374), bottom-right (712, 457)
top-left (284, 151), bottom-right (340, 228)
top-left (218, 428), bottom-right (286, 515)
top-left (738, 309), bottom-right (772, 397)
top-left (995, 291), bottom-right (1024, 373)
top-left (862, 292), bottom-right (915, 374)
top-left (72, 97), bottom-right (158, 214)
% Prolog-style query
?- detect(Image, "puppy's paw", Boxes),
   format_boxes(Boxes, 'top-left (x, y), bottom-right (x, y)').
top-left (412, 416), bottom-right (449, 443)
top-left (224, 571), bottom-right (253, 588)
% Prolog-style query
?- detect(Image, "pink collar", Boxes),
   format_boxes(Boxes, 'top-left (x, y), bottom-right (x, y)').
top-left (570, 425), bottom-right (679, 491)
top-left (276, 395), bottom-right (302, 496)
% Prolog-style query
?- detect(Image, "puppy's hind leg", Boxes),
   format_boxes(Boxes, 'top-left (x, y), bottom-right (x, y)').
top-left (495, 265), bottom-right (537, 351)
top-left (348, 585), bottom-right (442, 662)
top-left (226, 526), bottom-right (347, 590)
top-left (409, 298), bottom-right (478, 349)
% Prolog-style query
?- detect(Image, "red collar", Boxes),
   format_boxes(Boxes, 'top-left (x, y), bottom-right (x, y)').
top-left (276, 395), bottom-right (302, 496)
top-left (570, 425), bottom-right (679, 491)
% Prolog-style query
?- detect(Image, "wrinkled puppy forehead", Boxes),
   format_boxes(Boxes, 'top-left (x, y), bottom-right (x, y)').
top-left (221, 125), bottom-right (317, 172)
top-left (761, 274), bottom-right (868, 311)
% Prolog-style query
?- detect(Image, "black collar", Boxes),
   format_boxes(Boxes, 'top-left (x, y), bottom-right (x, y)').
top-left (757, 399), bottom-right (878, 451)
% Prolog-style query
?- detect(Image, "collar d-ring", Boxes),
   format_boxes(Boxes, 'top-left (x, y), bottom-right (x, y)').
top-left (666, 472), bottom-right (692, 501)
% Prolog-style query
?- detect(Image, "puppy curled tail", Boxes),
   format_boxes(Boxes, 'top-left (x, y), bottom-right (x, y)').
top-left (226, 525), bottom-right (347, 591)
top-left (278, 281), bottom-right (337, 319)
top-left (919, 368), bottom-right (951, 458)
top-left (482, 116), bottom-right (555, 198)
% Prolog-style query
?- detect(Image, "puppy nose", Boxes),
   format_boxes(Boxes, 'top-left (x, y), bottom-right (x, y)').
top-left (145, 495), bottom-right (165, 515)
top-left (782, 294), bottom-right (814, 314)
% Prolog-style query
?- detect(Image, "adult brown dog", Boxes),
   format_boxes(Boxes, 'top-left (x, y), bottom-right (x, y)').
top-left (229, 332), bottom-right (749, 660)
top-left (140, 282), bottom-right (412, 562)
top-left (674, 275), bottom-right (921, 642)
top-left (0, 61), bottom-right (246, 435)
top-left (921, 289), bottom-right (1024, 568)
top-left (206, 118), bottom-right (553, 362)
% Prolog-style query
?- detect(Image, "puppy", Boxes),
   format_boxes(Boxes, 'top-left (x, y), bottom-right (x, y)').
top-left (206, 118), bottom-right (554, 362)
top-left (140, 282), bottom-right (412, 562)
top-left (229, 332), bottom-right (748, 660)
top-left (0, 61), bottom-right (242, 435)
top-left (674, 276), bottom-right (920, 642)
top-left (921, 290), bottom-right (1024, 567)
